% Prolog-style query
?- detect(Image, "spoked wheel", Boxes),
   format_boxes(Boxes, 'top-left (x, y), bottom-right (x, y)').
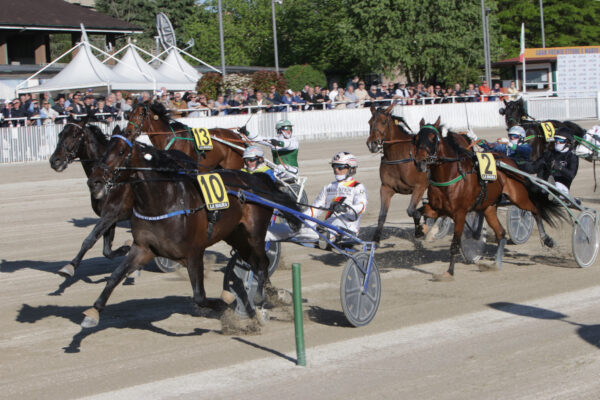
top-left (340, 251), bottom-right (381, 327)
top-left (433, 216), bottom-right (454, 240)
top-left (506, 205), bottom-right (533, 245)
top-left (288, 183), bottom-right (308, 210)
top-left (460, 211), bottom-right (486, 263)
top-left (265, 240), bottom-right (282, 277)
top-left (153, 257), bottom-right (183, 273)
top-left (572, 210), bottom-right (599, 268)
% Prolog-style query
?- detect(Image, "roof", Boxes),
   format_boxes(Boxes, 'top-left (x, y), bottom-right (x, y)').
top-left (492, 56), bottom-right (556, 67)
top-left (0, 0), bottom-right (142, 33)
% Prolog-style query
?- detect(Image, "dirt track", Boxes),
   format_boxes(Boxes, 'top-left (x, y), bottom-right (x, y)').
top-left (1, 121), bottom-right (600, 399)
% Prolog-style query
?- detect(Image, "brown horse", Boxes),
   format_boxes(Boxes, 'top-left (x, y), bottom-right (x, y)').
top-left (124, 101), bottom-right (245, 170)
top-left (83, 135), bottom-right (300, 328)
top-left (414, 117), bottom-right (565, 280)
top-left (49, 118), bottom-right (132, 277)
top-left (499, 98), bottom-right (586, 159)
top-left (366, 105), bottom-right (429, 243)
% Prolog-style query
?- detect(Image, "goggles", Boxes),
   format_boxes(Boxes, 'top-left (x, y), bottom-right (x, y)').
top-left (244, 157), bottom-right (259, 163)
top-left (554, 137), bottom-right (567, 143)
top-left (508, 134), bottom-right (521, 140)
top-left (332, 164), bottom-right (350, 170)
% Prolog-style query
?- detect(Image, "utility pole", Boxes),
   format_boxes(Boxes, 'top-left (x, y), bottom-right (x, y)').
top-left (218, 0), bottom-right (226, 77)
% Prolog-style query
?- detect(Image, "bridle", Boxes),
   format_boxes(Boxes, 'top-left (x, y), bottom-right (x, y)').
top-left (59, 122), bottom-right (87, 163)
top-left (96, 134), bottom-right (134, 191)
top-left (368, 110), bottom-right (413, 152)
top-left (415, 125), bottom-right (442, 165)
top-left (125, 102), bottom-right (150, 139)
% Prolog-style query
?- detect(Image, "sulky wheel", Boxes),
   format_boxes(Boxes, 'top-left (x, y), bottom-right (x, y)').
top-left (288, 183), bottom-right (309, 211)
top-left (460, 211), bottom-right (487, 263)
top-left (433, 216), bottom-right (454, 240)
top-left (340, 251), bottom-right (381, 327)
top-left (506, 205), bottom-right (534, 245)
top-left (572, 210), bottom-right (599, 268)
top-left (153, 257), bottom-right (183, 273)
top-left (265, 240), bottom-right (282, 277)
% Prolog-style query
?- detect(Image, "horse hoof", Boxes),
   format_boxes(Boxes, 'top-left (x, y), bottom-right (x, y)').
top-left (432, 273), bottom-right (454, 282)
top-left (57, 264), bottom-right (75, 278)
top-left (81, 308), bottom-right (99, 328)
top-left (543, 237), bottom-right (555, 248)
top-left (425, 224), bottom-right (440, 242)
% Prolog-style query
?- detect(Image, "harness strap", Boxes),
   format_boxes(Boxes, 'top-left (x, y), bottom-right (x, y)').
top-left (429, 174), bottom-right (464, 187)
top-left (133, 206), bottom-right (205, 221)
top-left (381, 157), bottom-right (413, 165)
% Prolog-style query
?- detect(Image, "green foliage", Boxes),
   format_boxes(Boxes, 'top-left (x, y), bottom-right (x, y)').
top-left (283, 65), bottom-right (326, 91)
top-left (196, 72), bottom-right (222, 99)
top-left (496, 0), bottom-right (600, 57)
top-left (250, 71), bottom-right (287, 93)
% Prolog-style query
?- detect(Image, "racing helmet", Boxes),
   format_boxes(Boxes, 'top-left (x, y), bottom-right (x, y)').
top-left (330, 151), bottom-right (357, 180)
top-left (554, 127), bottom-right (574, 145)
top-left (508, 125), bottom-right (526, 139)
top-left (243, 146), bottom-right (264, 171)
top-left (276, 119), bottom-right (293, 138)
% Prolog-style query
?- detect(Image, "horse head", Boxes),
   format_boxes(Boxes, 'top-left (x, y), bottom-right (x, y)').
top-left (367, 104), bottom-right (412, 153)
top-left (124, 100), bottom-right (167, 141)
top-left (49, 117), bottom-right (90, 171)
top-left (87, 133), bottom-right (134, 200)
top-left (499, 98), bottom-right (527, 128)
top-left (413, 116), bottom-right (442, 172)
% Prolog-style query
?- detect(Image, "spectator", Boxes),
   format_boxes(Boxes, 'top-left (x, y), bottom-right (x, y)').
top-left (393, 83), bottom-right (409, 105)
top-left (114, 90), bottom-right (127, 112)
top-left (507, 81), bottom-right (519, 100)
top-left (121, 97), bottom-right (134, 119)
top-left (158, 92), bottom-right (171, 110)
top-left (423, 85), bottom-right (437, 104)
top-left (1, 101), bottom-right (17, 127)
top-left (479, 80), bottom-right (491, 102)
top-left (292, 90), bottom-right (306, 110)
top-left (314, 87), bottom-right (331, 110)
top-left (41, 92), bottom-right (54, 108)
top-left (434, 84), bottom-right (444, 101)
top-left (329, 82), bottom-right (339, 103)
top-left (378, 83), bottom-right (392, 105)
top-left (169, 92), bottom-right (188, 118)
top-left (213, 95), bottom-right (229, 116)
top-left (40, 100), bottom-right (59, 125)
top-left (247, 88), bottom-right (256, 102)
top-left (94, 98), bottom-right (114, 122)
top-left (52, 96), bottom-right (70, 123)
top-left (490, 82), bottom-right (502, 101)
top-left (451, 83), bottom-right (464, 102)
top-left (83, 95), bottom-right (96, 115)
top-left (248, 90), bottom-right (272, 114)
top-left (266, 88), bottom-right (282, 112)
top-left (333, 88), bottom-right (349, 109)
top-left (464, 83), bottom-right (479, 102)
top-left (227, 92), bottom-right (244, 115)
top-left (346, 75), bottom-right (360, 91)
top-left (301, 87), bottom-right (318, 110)
top-left (345, 85), bottom-right (359, 109)
top-left (280, 89), bottom-right (296, 111)
top-left (105, 94), bottom-right (117, 116)
top-left (354, 81), bottom-right (370, 106)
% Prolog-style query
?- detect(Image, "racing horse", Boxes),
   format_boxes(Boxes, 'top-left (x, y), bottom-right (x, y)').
top-left (366, 104), bottom-right (429, 243)
top-left (124, 100), bottom-right (245, 170)
top-left (414, 117), bottom-right (565, 280)
top-left (499, 98), bottom-right (586, 159)
top-left (49, 117), bottom-right (132, 277)
top-left (83, 135), bottom-right (301, 328)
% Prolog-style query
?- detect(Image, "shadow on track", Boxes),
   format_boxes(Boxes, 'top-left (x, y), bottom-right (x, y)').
top-left (489, 302), bottom-right (600, 349)
top-left (16, 296), bottom-right (214, 353)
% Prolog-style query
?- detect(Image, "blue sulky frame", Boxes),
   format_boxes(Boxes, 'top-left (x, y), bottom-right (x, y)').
top-left (230, 189), bottom-right (381, 327)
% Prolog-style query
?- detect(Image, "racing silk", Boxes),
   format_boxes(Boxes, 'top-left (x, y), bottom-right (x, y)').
top-left (480, 142), bottom-right (532, 166)
top-left (241, 164), bottom-right (276, 182)
top-left (270, 135), bottom-right (299, 168)
top-left (310, 177), bottom-right (367, 234)
top-left (525, 149), bottom-right (579, 189)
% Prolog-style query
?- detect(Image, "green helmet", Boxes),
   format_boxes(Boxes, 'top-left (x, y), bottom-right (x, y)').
top-left (276, 119), bottom-right (293, 130)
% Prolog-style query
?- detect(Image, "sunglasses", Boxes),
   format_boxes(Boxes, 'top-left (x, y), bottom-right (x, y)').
top-left (508, 134), bottom-right (520, 139)
top-left (245, 157), bottom-right (259, 163)
top-left (554, 137), bottom-right (566, 143)
top-left (332, 164), bottom-right (350, 170)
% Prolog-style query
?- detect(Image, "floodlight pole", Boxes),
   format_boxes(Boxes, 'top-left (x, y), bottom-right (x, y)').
top-left (539, 0), bottom-right (546, 48)
top-left (218, 0), bottom-right (226, 77)
top-left (272, 0), bottom-right (283, 74)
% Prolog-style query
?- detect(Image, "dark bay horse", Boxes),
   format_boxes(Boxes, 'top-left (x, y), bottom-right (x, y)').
top-left (366, 104), bottom-right (429, 243)
top-left (500, 98), bottom-right (586, 159)
top-left (414, 117), bottom-right (565, 280)
top-left (49, 118), bottom-right (132, 277)
top-left (124, 101), bottom-right (245, 171)
top-left (83, 135), bottom-right (300, 328)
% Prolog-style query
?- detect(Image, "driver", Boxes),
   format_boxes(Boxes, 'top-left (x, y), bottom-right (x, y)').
top-left (265, 151), bottom-right (367, 243)
top-left (241, 145), bottom-right (276, 182)
top-left (523, 126), bottom-right (579, 196)
top-left (468, 125), bottom-right (532, 166)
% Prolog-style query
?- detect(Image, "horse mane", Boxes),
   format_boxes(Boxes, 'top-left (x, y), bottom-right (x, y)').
top-left (86, 124), bottom-right (109, 147)
top-left (443, 127), bottom-right (473, 157)
top-left (136, 142), bottom-right (198, 172)
top-left (147, 101), bottom-right (190, 135)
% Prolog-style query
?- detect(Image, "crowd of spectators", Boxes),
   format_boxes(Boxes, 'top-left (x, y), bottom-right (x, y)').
top-left (0, 78), bottom-right (520, 126)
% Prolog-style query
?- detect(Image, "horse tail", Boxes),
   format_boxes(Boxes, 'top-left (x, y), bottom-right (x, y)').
top-left (525, 184), bottom-right (568, 228)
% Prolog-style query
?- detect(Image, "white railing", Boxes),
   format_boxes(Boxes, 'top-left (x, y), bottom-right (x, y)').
top-left (1, 95), bottom-right (598, 164)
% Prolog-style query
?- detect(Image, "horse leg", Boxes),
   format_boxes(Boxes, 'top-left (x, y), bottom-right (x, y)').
top-left (58, 216), bottom-right (118, 278)
top-left (535, 215), bottom-right (555, 248)
top-left (435, 212), bottom-right (466, 281)
top-left (102, 223), bottom-right (130, 259)
top-left (81, 244), bottom-right (154, 328)
top-left (186, 248), bottom-right (222, 314)
top-left (483, 206), bottom-right (508, 268)
top-left (408, 185), bottom-right (427, 238)
top-left (373, 185), bottom-right (394, 243)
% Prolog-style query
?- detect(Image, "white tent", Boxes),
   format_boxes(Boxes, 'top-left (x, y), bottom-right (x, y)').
top-left (18, 42), bottom-right (129, 94)
top-left (111, 45), bottom-right (196, 91)
top-left (157, 48), bottom-right (202, 84)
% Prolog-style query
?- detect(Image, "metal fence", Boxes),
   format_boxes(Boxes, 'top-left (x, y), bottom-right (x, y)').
top-left (1, 95), bottom-right (598, 164)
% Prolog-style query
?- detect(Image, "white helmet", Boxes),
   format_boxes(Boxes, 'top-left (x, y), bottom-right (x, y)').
top-left (508, 125), bottom-right (526, 138)
top-left (243, 145), bottom-right (264, 159)
top-left (330, 151), bottom-right (357, 180)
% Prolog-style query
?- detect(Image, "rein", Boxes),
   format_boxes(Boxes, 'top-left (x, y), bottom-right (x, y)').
top-left (133, 206), bottom-right (206, 221)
